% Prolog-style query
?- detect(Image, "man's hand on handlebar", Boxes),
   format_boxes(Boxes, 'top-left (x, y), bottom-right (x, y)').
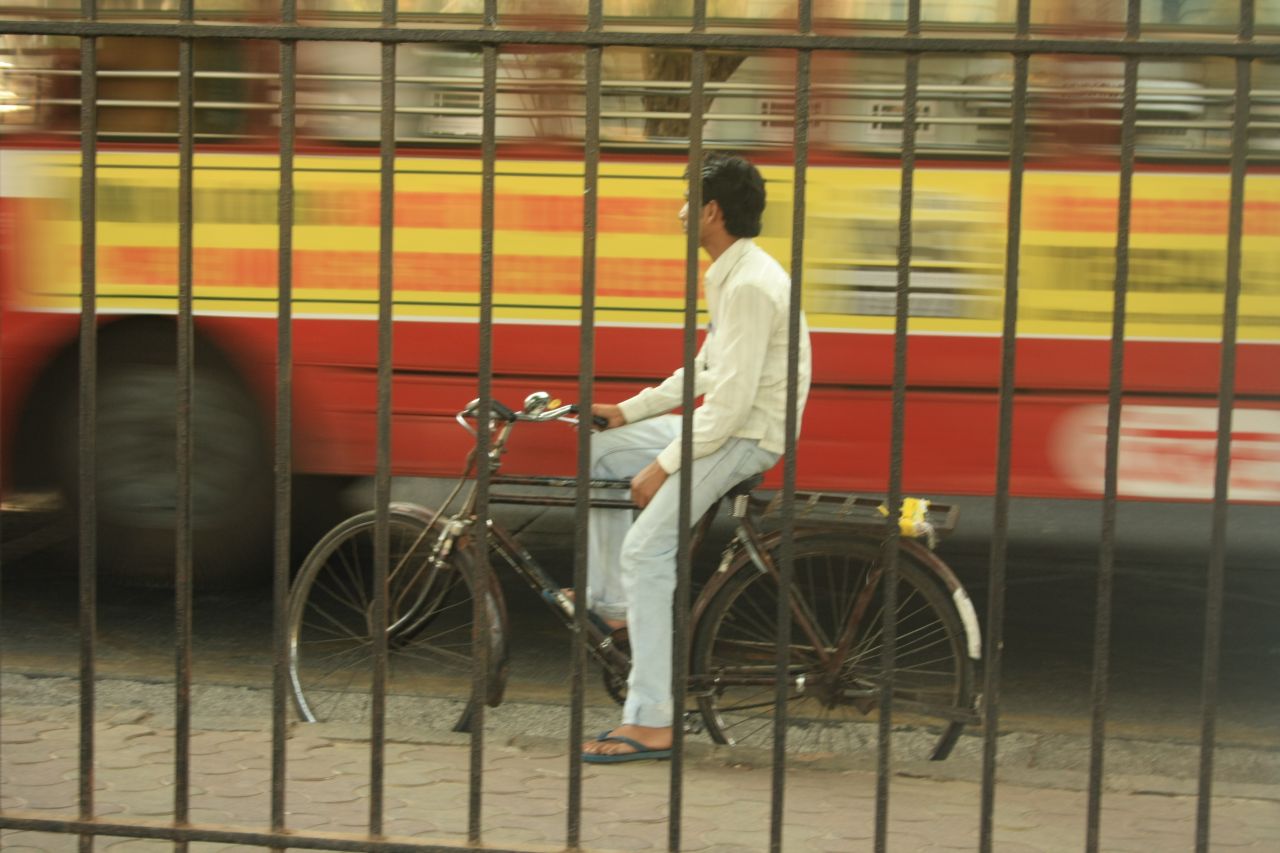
top-left (591, 403), bottom-right (627, 431)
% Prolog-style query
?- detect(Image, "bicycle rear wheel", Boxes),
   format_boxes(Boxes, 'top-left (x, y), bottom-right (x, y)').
top-left (691, 532), bottom-right (975, 759)
top-left (287, 503), bottom-right (506, 727)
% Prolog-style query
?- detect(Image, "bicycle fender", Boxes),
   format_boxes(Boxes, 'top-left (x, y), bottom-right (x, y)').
top-left (900, 538), bottom-right (982, 661)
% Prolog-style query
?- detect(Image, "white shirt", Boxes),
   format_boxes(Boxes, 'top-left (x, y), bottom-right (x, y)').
top-left (616, 238), bottom-right (812, 474)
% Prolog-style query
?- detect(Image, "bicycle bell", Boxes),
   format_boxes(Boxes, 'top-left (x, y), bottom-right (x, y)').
top-left (523, 391), bottom-right (552, 416)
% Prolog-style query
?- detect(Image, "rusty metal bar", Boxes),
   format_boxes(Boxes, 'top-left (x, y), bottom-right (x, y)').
top-left (567, 1), bottom-right (604, 845)
top-left (875, 3), bottom-right (922, 847)
top-left (76, 4), bottom-right (100, 851)
top-left (978, 2), bottom-right (1030, 851)
top-left (271, 2), bottom-right (299, 848)
top-left (469, 0), bottom-right (498, 843)
top-left (369, 0), bottom-right (399, 839)
top-left (1086, 10), bottom-right (1141, 848)
top-left (770, 4), bottom-right (812, 849)
top-left (1196, 7), bottom-right (1253, 848)
top-left (0, 813), bottom-right (556, 852)
top-left (173, 2), bottom-right (196, 847)
top-left (0, 21), bottom-right (1271, 58)
top-left (668, 4), bottom-right (707, 850)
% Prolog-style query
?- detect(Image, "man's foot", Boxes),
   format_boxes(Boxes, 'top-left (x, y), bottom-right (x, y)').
top-left (561, 589), bottom-right (626, 632)
top-left (582, 724), bottom-right (673, 763)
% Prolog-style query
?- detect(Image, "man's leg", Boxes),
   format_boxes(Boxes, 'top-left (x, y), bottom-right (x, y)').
top-left (585, 437), bottom-right (779, 757)
top-left (586, 417), bottom-right (680, 623)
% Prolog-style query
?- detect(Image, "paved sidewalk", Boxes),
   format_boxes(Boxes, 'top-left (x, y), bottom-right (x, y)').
top-left (1, 709), bottom-right (1277, 852)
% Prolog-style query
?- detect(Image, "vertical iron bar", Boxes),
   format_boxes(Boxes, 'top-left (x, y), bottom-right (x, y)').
top-left (369, 0), bottom-right (399, 838)
top-left (1196, 12), bottom-right (1252, 848)
top-left (979, 2), bottom-right (1029, 851)
top-left (470, 0), bottom-right (498, 842)
top-left (77, 2), bottom-right (100, 850)
top-left (875, 3), bottom-right (921, 847)
top-left (271, 2), bottom-right (299, 848)
top-left (671, 3), bottom-right (707, 849)
top-left (173, 2), bottom-right (196, 847)
top-left (568, 1), bottom-right (603, 845)
top-left (770, 7), bottom-right (812, 850)
top-left (1085, 14), bottom-right (1140, 850)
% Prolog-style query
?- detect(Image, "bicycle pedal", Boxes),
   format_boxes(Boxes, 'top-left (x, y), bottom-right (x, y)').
top-left (682, 712), bottom-right (705, 735)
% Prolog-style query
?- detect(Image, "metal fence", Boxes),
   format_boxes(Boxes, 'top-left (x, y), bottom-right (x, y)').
top-left (0, 1), bottom-right (1271, 850)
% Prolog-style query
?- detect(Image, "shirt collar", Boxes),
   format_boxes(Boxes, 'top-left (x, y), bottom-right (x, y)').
top-left (704, 237), bottom-right (754, 296)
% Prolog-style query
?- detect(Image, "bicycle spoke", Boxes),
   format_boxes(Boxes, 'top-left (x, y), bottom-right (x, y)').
top-left (694, 534), bottom-right (974, 758)
top-left (289, 511), bottom-right (487, 726)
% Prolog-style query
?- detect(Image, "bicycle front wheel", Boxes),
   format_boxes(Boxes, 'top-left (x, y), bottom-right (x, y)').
top-left (691, 532), bottom-right (975, 759)
top-left (287, 503), bottom-right (506, 727)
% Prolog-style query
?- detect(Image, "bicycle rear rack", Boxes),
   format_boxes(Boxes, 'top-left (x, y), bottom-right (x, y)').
top-left (756, 491), bottom-right (959, 544)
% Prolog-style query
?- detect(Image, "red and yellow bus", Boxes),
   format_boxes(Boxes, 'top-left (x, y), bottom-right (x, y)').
top-left (2, 1), bottom-right (1278, 583)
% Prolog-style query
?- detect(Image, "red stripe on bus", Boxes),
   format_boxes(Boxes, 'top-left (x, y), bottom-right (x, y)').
top-left (1027, 198), bottom-right (1280, 235)
top-left (305, 192), bottom-right (677, 233)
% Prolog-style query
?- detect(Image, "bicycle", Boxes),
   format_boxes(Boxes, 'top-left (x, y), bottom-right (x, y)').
top-left (287, 392), bottom-right (983, 760)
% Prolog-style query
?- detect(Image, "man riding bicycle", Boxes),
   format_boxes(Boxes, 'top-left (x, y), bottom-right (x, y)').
top-left (581, 153), bottom-right (812, 762)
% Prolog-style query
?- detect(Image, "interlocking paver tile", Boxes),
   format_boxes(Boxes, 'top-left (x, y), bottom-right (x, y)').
top-left (281, 809), bottom-right (331, 830)
top-left (7, 759), bottom-right (76, 787)
top-left (111, 794), bottom-right (174, 818)
top-left (291, 785), bottom-right (365, 807)
top-left (0, 830), bottom-right (77, 852)
top-left (3, 746), bottom-right (61, 767)
top-left (193, 795), bottom-right (269, 824)
top-left (589, 792), bottom-right (668, 816)
top-left (13, 781), bottom-right (77, 811)
top-left (382, 816), bottom-right (443, 837)
top-left (184, 806), bottom-right (241, 825)
top-left (485, 824), bottom-right (559, 847)
top-left (99, 768), bottom-right (181, 794)
top-left (97, 748), bottom-right (171, 771)
top-left (96, 723), bottom-right (158, 743)
top-left (1, 720), bottom-right (63, 744)
top-left (698, 826), bottom-right (772, 849)
top-left (0, 792), bottom-right (28, 811)
top-left (584, 830), bottom-right (656, 851)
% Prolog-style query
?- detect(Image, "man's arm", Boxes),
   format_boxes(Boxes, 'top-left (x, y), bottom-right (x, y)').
top-left (614, 338), bottom-right (711, 425)
top-left (653, 281), bottom-right (774, 474)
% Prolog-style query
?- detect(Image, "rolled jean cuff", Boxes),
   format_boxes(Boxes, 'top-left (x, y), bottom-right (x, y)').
top-left (624, 702), bottom-right (674, 729)
top-left (591, 602), bottom-right (627, 621)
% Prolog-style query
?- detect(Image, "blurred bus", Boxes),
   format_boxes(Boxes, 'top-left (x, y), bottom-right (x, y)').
top-left (1, 0), bottom-right (1277, 584)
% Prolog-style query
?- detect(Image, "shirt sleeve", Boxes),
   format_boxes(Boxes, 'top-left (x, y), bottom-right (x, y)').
top-left (655, 280), bottom-right (775, 474)
top-left (615, 338), bottom-right (710, 425)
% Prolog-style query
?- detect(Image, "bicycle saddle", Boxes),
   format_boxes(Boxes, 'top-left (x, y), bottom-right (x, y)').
top-left (726, 473), bottom-right (764, 498)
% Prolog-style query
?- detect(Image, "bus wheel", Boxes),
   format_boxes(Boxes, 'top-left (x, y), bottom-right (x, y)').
top-left (54, 323), bottom-right (272, 588)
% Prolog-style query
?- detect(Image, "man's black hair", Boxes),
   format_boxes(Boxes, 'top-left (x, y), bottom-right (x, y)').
top-left (694, 152), bottom-right (766, 238)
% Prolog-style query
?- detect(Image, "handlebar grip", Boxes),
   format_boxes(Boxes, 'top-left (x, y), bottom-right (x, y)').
top-left (567, 405), bottom-right (611, 430)
top-left (464, 398), bottom-right (518, 422)
top-left (489, 399), bottom-right (517, 422)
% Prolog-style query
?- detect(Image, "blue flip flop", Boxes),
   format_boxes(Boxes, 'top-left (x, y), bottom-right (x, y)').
top-left (583, 732), bottom-right (672, 764)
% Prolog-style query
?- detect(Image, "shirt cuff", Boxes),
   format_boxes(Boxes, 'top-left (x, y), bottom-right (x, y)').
top-left (616, 395), bottom-right (652, 426)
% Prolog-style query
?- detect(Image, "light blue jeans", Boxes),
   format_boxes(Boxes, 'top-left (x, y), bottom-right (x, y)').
top-left (587, 415), bottom-right (780, 728)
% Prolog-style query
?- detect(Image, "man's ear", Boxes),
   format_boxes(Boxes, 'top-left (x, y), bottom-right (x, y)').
top-left (703, 199), bottom-right (723, 225)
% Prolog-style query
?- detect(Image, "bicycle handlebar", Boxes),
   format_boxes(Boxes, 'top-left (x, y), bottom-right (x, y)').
top-left (458, 395), bottom-right (609, 431)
